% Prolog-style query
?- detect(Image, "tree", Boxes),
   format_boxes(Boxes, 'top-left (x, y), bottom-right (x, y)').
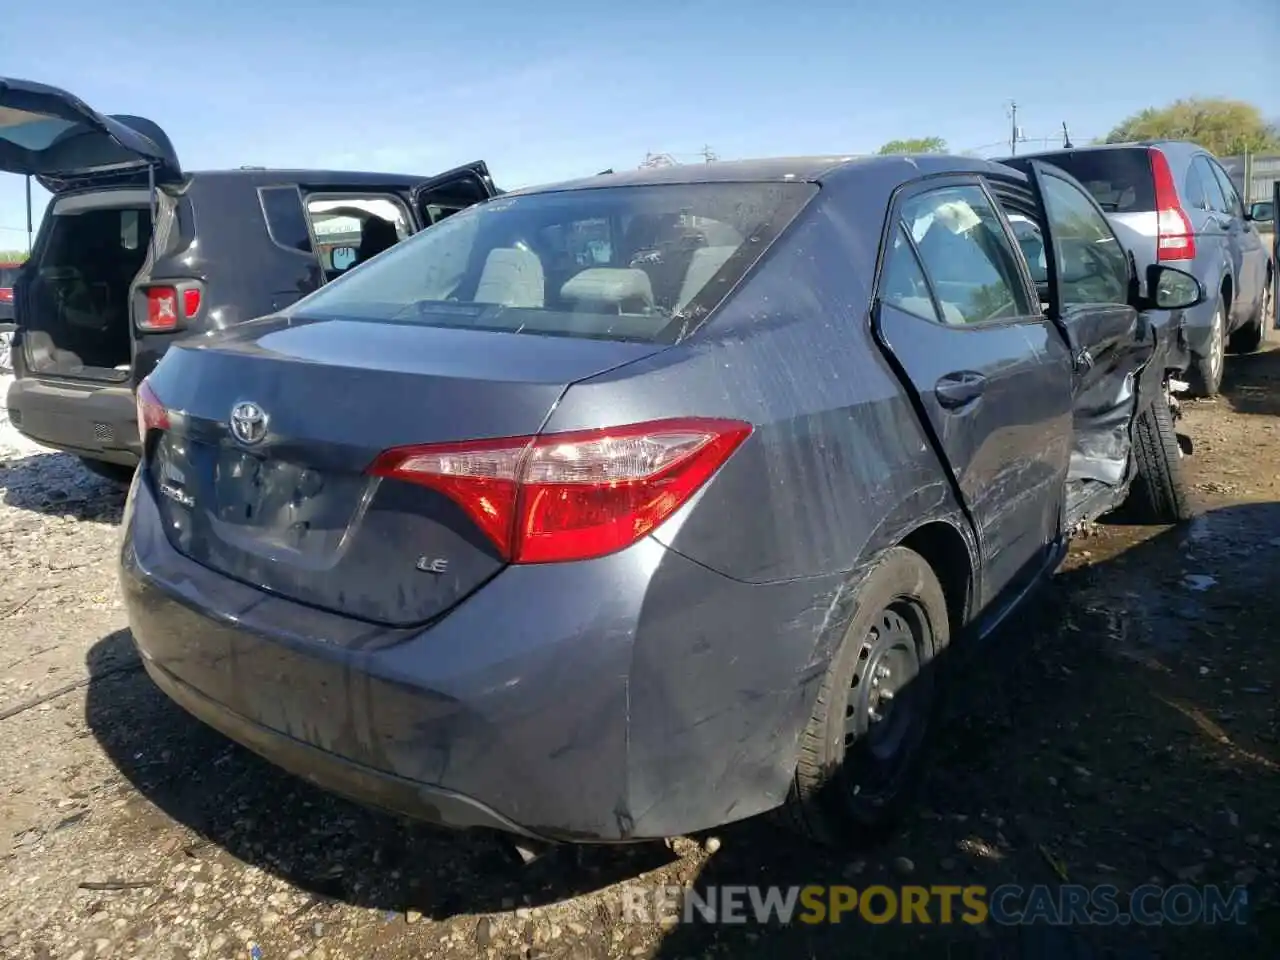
top-left (877, 137), bottom-right (948, 155)
top-left (1104, 99), bottom-right (1280, 156)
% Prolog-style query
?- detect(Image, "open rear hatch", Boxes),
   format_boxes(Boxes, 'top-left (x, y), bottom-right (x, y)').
top-left (142, 318), bottom-right (665, 628)
top-left (0, 76), bottom-right (181, 190)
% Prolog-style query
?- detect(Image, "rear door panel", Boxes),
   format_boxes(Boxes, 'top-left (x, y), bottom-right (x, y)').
top-left (873, 177), bottom-right (1073, 605)
top-left (411, 161), bottom-right (496, 227)
top-left (1206, 158), bottom-right (1268, 327)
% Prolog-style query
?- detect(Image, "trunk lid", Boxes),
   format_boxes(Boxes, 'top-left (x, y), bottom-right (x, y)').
top-left (0, 76), bottom-right (181, 191)
top-left (144, 317), bottom-right (664, 627)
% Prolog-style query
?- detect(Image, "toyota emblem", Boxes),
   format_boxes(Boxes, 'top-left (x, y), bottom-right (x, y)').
top-left (230, 401), bottom-right (268, 445)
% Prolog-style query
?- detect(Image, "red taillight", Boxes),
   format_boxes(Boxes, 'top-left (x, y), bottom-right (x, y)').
top-left (1151, 149), bottom-right (1196, 262)
top-left (368, 418), bottom-right (752, 564)
top-left (136, 379), bottom-right (169, 443)
top-left (140, 283), bottom-right (202, 332)
top-left (0, 287), bottom-right (12, 303)
top-left (145, 287), bottom-right (179, 331)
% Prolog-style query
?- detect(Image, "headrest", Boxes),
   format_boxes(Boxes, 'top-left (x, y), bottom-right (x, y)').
top-left (560, 268), bottom-right (654, 310)
top-left (474, 248), bottom-right (545, 308)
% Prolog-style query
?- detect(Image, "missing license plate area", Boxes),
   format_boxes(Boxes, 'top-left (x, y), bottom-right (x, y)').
top-left (215, 448), bottom-right (323, 525)
top-left (210, 445), bottom-right (366, 556)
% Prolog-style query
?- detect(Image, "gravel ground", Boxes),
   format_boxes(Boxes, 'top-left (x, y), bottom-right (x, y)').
top-left (1, 353), bottom-right (1278, 960)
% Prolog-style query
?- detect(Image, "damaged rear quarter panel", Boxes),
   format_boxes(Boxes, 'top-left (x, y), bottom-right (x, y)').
top-left (544, 178), bottom-right (976, 834)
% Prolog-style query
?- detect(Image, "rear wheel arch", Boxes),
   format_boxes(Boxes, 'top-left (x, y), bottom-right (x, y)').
top-left (899, 520), bottom-right (974, 633)
top-left (780, 543), bottom-right (951, 845)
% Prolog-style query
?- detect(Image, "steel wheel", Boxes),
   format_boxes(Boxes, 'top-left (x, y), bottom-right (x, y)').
top-left (783, 546), bottom-right (950, 846)
top-left (840, 598), bottom-right (934, 808)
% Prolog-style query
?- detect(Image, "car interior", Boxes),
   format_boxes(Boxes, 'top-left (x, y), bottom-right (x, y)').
top-left (23, 202), bottom-right (153, 381)
top-left (307, 199), bottom-right (412, 281)
top-left (420, 210), bottom-right (748, 339)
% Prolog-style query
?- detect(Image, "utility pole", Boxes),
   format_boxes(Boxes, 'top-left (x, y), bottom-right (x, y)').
top-left (1008, 100), bottom-right (1019, 156)
top-left (700, 145), bottom-right (718, 164)
top-left (1062, 122), bottom-right (1073, 149)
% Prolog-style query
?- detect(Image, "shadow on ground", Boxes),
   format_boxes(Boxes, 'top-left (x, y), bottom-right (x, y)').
top-left (1221, 345), bottom-right (1280, 417)
top-left (84, 497), bottom-right (1280, 958)
top-left (0, 451), bottom-right (125, 523)
top-left (648, 501), bottom-right (1279, 959)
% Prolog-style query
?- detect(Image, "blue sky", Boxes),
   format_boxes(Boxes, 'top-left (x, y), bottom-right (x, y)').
top-left (2, 0), bottom-right (1277, 248)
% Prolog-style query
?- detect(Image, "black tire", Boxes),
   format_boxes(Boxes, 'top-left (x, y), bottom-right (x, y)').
top-left (779, 546), bottom-right (950, 847)
top-left (1229, 276), bottom-right (1271, 354)
top-left (1188, 298), bottom-right (1225, 397)
top-left (1125, 390), bottom-right (1192, 524)
top-left (79, 457), bottom-right (137, 487)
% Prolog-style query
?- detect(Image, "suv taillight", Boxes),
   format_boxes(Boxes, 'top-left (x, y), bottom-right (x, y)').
top-left (0, 287), bottom-right (12, 303)
top-left (1150, 149), bottom-right (1196, 262)
top-left (136, 379), bottom-right (170, 444)
top-left (137, 281), bottom-right (204, 332)
top-left (368, 418), bottom-right (752, 563)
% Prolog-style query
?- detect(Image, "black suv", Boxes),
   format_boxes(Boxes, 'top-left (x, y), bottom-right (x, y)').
top-left (0, 76), bottom-right (499, 478)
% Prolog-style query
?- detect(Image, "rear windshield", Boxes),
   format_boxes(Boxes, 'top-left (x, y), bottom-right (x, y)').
top-left (0, 266), bottom-right (20, 287)
top-left (286, 181), bottom-right (817, 343)
top-left (1036, 148), bottom-right (1155, 213)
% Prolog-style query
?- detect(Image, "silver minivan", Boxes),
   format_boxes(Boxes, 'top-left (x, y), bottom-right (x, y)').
top-left (1014, 142), bottom-right (1274, 396)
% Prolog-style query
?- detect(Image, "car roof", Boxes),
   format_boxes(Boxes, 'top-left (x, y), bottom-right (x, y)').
top-left (185, 168), bottom-right (428, 188)
top-left (1013, 140), bottom-right (1209, 159)
top-left (502, 154), bottom-right (1026, 196)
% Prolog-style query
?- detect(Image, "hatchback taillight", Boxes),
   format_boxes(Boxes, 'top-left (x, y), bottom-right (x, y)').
top-left (1151, 149), bottom-right (1196, 262)
top-left (368, 418), bottom-right (752, 563)
top-left (136, 379), bottom-right (170, 444)
top-left (138, 281), bottom-right (204, 332)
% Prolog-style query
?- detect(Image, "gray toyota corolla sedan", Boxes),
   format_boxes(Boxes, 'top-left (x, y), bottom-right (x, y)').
top-left (121, 155), bottom-right (1202, 853)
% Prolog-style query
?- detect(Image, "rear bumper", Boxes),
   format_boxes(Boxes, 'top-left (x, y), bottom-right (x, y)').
top-left (141, 655), bottom-right (547, 839)
top-left (120, 473), bottom-right (842, 842)
top-left (6, 375), bottom-right (140, 464)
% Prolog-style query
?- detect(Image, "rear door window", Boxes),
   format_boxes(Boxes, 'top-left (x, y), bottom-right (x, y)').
top-left (879, 225), bottom-right (943, 322)
top-left (1183, 161), bottom-right (1212, 212)
top-left (303, 194), bottom-right (413, 279)
top-left (1192, 156), bottom-right (1229, 215)
top-left (285, 181), bottom-right (817, 343)
top-left (415, 171), bottom-right (492, 226)
top-left (1206, 160), bottom-right (1245, 218)
top-left (1035, 149), bottom-right (1156, 213)
top-left (898, 185), bottom-right (1034, 324)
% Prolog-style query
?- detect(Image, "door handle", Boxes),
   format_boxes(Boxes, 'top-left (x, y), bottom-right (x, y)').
top-left (935, 371), bottom-right (987, 408)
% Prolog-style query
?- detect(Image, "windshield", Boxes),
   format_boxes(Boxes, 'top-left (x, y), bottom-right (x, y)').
top-left (285, 181), bottom-right (817, 343)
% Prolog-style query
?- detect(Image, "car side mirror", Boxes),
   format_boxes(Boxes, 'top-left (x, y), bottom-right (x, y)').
top-left (1247, 202), bottom-right (1274, 224)
top-left (1145, 264), bottom-right (1205, 310)
top-left (330, 246), bottom-right (357, 271)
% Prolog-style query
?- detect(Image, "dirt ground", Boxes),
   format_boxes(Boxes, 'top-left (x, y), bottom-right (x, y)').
top-left (1, 348), bottom-right (1278, 960)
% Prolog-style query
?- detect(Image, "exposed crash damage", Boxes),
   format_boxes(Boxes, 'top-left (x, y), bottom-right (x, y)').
top-left (118, 154), bottom-right (1201, 852)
